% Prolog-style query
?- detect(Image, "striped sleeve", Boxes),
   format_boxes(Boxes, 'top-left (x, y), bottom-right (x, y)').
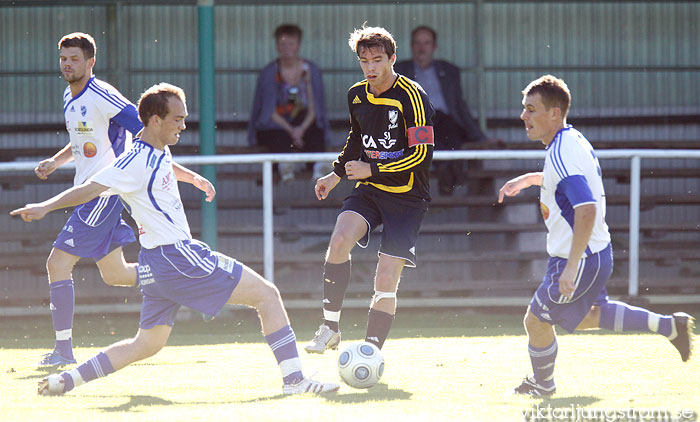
top-left (92, 145), bottom-right (148, 194)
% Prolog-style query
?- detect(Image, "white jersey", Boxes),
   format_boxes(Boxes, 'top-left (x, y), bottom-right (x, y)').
top-left (64, 76), bottom-right (143, 186)
top-left (540, 125), bottom-right (611, 258)
top-left (91, 140), bottom-right (191, 249)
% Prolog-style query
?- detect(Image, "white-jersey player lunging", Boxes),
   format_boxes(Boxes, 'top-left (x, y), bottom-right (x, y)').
top-left (12, 83), bottom-right (339, 396)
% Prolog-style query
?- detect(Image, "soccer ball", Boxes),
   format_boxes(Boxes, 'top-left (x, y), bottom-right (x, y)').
top-left (337, 341), bottom-right (384, 389)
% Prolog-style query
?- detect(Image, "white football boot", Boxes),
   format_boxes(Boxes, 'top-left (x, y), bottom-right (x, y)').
top-left (283, 377), bottom-right (340, 395)
top-left (37, 374), bottom-right (66, 396)
top-left (304, 324), bottom-right (341, 354)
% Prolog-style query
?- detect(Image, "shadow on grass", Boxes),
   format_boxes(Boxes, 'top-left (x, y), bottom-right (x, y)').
top-left (91, 395), bottom-right (175, 412)
top-left (240, 383), bottom-right (411, 403)
top-left (537, 395), bottom-right (601, 408)
top-left (3, 308), bottom-right (698, 349)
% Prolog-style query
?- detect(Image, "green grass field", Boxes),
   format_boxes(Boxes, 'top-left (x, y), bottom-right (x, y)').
top-left (1, 308), bottom-right (697, 422)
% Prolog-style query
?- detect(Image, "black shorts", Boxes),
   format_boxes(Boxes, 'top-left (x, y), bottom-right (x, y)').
top-left (340, 186), bottom-right (427, 267)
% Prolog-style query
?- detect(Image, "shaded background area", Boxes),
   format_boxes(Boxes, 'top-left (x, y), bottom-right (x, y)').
top-left (0, 0), bottom-right (698, 310)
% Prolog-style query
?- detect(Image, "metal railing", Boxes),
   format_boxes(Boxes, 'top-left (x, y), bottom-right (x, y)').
top-left (2, 149), bottom-right (700, 297)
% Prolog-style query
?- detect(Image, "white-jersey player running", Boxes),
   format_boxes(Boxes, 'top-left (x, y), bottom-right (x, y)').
top-left (13, 82), bottom-right (339, 397)
top-left (34, 32), bottom-right (144, 367)
top-left (499, 75), bottom-right (693, 397)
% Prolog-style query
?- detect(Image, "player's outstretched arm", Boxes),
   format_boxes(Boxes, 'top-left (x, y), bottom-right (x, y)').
top-left (498, 172), bottom-right (543, 203)
top-left (314, 172), bottom-right (341, 200)
top-left (172, 161), bottom-right (216, 202)
top-left (35, 143), bottom-right (74, 180)
top-left (10, 181), bottom-right (108, 222)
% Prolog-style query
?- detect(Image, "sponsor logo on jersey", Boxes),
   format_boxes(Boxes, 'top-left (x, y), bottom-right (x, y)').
top-left (540, 202), bottom-right (550, 220)
top-left (138, 264), bottom-right (155, 285)
top-left (70, 106), bottom-right (75, 112)
top-left (365, 149), bottom-right (404, 160)
top-left (387, 109), bottom-right (398, 130)
top-left (75, 121), bottom-right (93, 134)
top-left (80, 105), bottom-right (87, 117)
top-left (214, 252), bottom-right (236, 274)
top-left (162, 172), bottom-right (174, 191)
top-left (83, 142), bottom-right (97, 158)
top-left (352, 95), bottom-right (361, 104)
top-left (64, 238), bottom-right (75, 247)
top-left (378, 131), bottom-right (397, 149)
top-left (362, 134), bottom-right (397, 150)
top-left (362, 134), bottom-right (378, 149)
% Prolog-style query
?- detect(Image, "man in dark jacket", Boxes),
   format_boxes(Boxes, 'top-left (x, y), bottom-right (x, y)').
top-left (395, 26), bottom-right (489, 196)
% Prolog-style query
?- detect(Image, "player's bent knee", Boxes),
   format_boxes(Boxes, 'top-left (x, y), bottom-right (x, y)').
top-left (524, 311), bottom-right (549, 333)
top-left (328, 231), bottom-right (357, 255)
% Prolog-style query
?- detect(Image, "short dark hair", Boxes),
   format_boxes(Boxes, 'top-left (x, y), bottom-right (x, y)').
top-left (137, 83), bottom-right (187, 126)
top-left (411, 26), bottom-right (437, 45)
top-left (522, 75), bottom-right (571, 118)
top-left (348, 24), bottom-right (396, 58)
top-left (58, 32), bottom-right (97, 59)
top-left (274, 24), bottom-right (302, 41)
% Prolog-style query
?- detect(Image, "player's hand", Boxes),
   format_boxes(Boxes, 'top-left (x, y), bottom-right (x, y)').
top-left (498, 176), bottom-right (529, 203)
top-left (345, 160), bottom-right (371, 180)
top-left (314, 172), bottom-right (341, 200)
top-left (10, 204), bottom-right (49, 222)
top-left (558, 264), bottom-right (577, 299)
top-left (35, 159), bottom-right (58, 180)
top-left (192, 175), bottom-right (216, 202)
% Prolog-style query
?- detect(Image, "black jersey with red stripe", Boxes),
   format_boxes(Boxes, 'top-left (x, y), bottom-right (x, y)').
top-left (332, 74), bottom-right (435, 202)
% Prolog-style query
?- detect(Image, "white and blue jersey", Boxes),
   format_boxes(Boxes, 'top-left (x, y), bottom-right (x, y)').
top-left (92, 140), bottom-right (242, 329)
top-left (63, 76), bottom-right (143, 186)
top-left (540, 125), bottom-right (611, 259)
top-left (91, 140), bottom-right (191, 249)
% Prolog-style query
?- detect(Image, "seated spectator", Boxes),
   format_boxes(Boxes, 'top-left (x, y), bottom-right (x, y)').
top-left (248, 24), bottom-right (331, 182)
top-left (395, 25), bottom-right (495, 196)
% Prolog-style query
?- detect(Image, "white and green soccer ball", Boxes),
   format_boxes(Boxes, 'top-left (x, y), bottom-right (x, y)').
top-left (337, 341), bottom-right (384, 389)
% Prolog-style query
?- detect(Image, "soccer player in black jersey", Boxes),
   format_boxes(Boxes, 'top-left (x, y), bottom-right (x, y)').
top-left (305, 25), bottom-right (435, 353)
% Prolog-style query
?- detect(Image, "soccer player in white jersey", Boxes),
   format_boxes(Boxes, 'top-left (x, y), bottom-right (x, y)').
top-left (498, 75), bottom-right (694, 396)
top-left (34, 32), bottom-right (147, 367)
top-left (12, 83), bottom-right (339, 396)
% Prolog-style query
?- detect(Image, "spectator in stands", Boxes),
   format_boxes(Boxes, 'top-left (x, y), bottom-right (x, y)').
top-left (500, 74), bottom-right (694, 397)
top-left (248, 24), bottom-right (331, 182)
top-left (395, 25), bottom-right (491, 196)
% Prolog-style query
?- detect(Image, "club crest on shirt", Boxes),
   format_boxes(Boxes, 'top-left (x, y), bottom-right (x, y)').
top-left (540, 202), bottom-right (550, 220)
top-left (162, 172), bottom-right (174, 191)
top-left (387, 109), bottom-right (398, 130)
top-left (80, 105), bottom-right (87, 117)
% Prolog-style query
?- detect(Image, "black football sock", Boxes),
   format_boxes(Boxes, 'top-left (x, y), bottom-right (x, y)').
top-left (322, 260), bottom-right (351, 332)
top-left (365, 308), bottom-right (395, 349)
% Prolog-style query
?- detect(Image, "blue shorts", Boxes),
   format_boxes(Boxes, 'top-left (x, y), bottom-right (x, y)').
top-left (341, 186), bottom-right (427, 267)
top-left (53, 195), bottom-right (136, 260)
top-left (137, 239), bottom-right (243, 329)
top-left (529, 243), bottom-right (613, 333)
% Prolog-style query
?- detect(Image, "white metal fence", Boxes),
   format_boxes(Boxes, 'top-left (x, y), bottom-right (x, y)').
top-left (2, 149), bottom-right (700, 298)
